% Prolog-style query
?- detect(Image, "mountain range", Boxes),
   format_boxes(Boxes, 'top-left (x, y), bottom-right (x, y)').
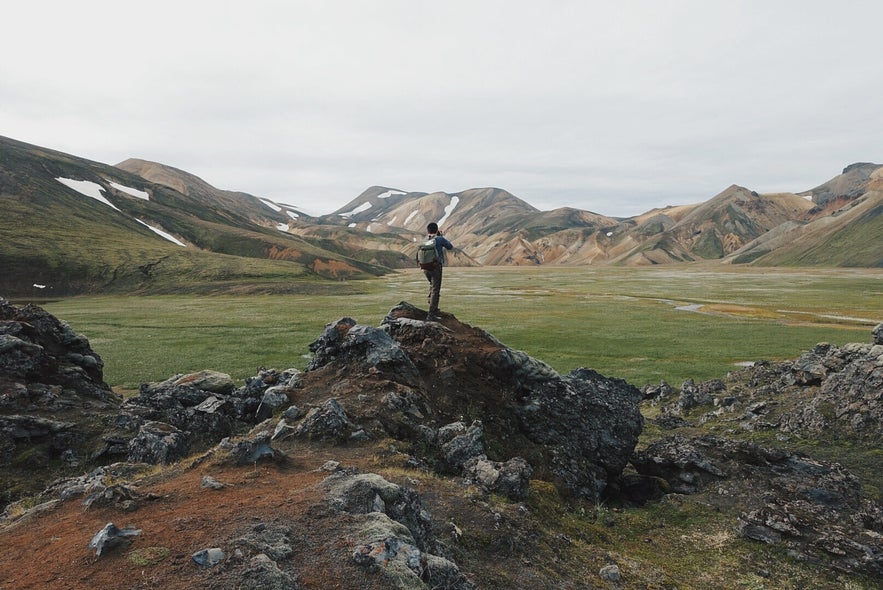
top-left (1, 134), bottom-right (880, 296)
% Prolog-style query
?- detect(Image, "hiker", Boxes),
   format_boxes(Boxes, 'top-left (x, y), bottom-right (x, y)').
top-left (419, 222), bottom-right (453, 321)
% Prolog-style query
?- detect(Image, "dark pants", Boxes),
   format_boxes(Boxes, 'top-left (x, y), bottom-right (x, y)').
top-left (423, 264), bottom-right (443, 314)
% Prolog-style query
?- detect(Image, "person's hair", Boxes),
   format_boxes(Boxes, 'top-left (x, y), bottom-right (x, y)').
top-left (427, 222), bottom-right (439, 234)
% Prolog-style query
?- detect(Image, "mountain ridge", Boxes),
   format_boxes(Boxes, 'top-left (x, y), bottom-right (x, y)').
top-left (2, 134), bottom-right (881, 297)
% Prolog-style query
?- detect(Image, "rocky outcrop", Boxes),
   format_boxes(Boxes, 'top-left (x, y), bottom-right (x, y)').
top-left (99, 368), bottom-right (303, 465)
top-left (299, 302), bottom-right (644, 501)
top-left (2, 301), bottom-right (881, 587)
top-left (632, 435), bottom-right (882, 576)
top-left (780, 340), bottom-right (883, 439)
top-left (0, 298), bottom-right (121, 504)
top-left (648, 326), bottom-right (883, 442)
top-left (326, 471), bottom-right (474, 590)
top-left (633, 324), bottom-right (883, 577)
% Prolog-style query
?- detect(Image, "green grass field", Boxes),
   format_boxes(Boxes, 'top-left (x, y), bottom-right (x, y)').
top-left (40, 265), bottom-right (882, 392)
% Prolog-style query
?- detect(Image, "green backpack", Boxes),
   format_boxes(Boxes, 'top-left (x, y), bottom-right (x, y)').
top-left (416, 238), bottom-right (439, 269)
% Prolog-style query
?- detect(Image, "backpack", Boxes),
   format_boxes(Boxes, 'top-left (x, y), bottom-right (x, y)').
top-left (416, 237), bottom-right (439, 269)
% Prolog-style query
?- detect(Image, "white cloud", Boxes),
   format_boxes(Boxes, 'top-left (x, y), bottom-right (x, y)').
top-left (4, 2), bottom-right (881, 218)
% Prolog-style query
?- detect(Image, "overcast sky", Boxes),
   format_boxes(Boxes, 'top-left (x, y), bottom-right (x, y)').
top-left (2, 1), bottom-right (881, 217)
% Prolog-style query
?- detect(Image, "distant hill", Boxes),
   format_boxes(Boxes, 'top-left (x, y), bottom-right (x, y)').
top-left (324, 166), bottom-right (881, 268)
top-left (610, 185), bottom-right (816, 264)
top-left (1, 134), bottom-right (880, 298)
top-left (729, 171), bottom-right (883, 267)
top-left (116, 158), bottom-right (313, 226)
top-left (0, 136), bottom-right (389, 297)
top-left (800, 162), bottom-right (882, 207)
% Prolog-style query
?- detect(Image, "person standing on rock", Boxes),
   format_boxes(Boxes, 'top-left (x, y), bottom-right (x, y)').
top-left (419, 222), bottom-right (453, 321)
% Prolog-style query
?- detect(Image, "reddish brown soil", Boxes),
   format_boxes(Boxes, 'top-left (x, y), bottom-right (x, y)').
top-left (0, 445), bottom-right (398, 590)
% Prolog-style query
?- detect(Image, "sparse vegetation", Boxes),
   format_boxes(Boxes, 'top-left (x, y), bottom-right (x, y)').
top-left (127, 546), bottom-right (171, 567)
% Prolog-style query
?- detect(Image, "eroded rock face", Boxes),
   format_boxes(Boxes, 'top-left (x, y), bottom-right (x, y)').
top-left (0, 299), bottom-right (120, 506)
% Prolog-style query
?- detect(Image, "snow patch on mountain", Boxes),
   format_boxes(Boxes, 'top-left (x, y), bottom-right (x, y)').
top-left (377, 190), bottom-right (406, 199)
top-left (438, 196), bottom-right (460, 226)
top-left (405, 210), bottom-right (420, 225)
top-left (135, 219), bottom-right (186, 246)
top-left (56, 178), bottom-right (120, 211)
top-left (339, 202), bottom-right (372, 217)
top-left (260, 198), bottom-right (282, 212)
top-left (109, 181), bottom-right (150, 200)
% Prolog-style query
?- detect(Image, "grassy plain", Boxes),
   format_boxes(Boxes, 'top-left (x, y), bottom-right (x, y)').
top-left (40, 265), bottom-right (882, 392)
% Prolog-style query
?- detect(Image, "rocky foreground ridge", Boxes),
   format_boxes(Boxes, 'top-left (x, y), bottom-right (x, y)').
top-left (0, 298), bottom-right (881, 588)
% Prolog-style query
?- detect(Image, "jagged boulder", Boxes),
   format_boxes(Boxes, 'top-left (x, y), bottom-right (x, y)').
top-left (513, 367), bottom-right (644, 500)
top-left (221, 431), bottom-right (280, 466)
top-left (326, 472), bottom-right (434, 549)
top-left (462, 455), bottom-right (533, 500)
top-left (87, 522), bottom-right (141, 557)
top-left (438, 420), bottom-right (486, 472)
top-left (781, 341), bottom-right (883, 438)
top-left (107, 367), bottom-right (304, 463)
top-left (126, 421), bottom-right (190, 465)
top-left (114, 382), bottom-right (235, 454)
top-left (290, 399), bottom-right (357, 441)
top-left (0, 299), bottom-right (111, 394)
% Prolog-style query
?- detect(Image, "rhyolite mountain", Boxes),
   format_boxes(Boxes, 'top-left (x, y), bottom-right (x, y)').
top-left (1, 134), bottom-right (880, 297)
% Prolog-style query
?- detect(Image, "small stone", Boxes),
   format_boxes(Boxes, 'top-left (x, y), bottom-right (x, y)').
top-left (192, 547), bottom-right (225, 567)
top-left (281, 405), bottom-right (303, 420)
top-left (321, 460), bottom-right (341, 472)
top-left (599, 564), bottom-right (621, 582)
top-left (349, 429), bottom-right (370, 441)
top-left (201, 475), bottom-right (227, 490)
top-left (87, 522), bottom-right (141, 557)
